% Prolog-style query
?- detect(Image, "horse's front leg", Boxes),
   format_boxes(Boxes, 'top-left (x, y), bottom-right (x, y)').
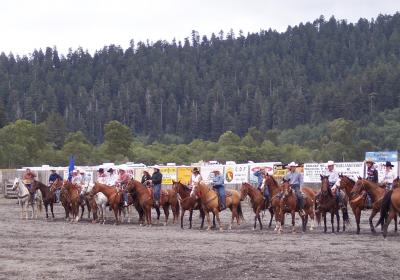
top-left (291, 211), bottom-right (296, 233)
top-left (336, 209), bottom-right (340, 232)
top-left (331, 211), bottom-right (335, 233)
top-left (394, 214), bottom-right (397, 232)
top-left (205, 211), bottom-right (211, 230)
top-left (323, 212), bottom-right (327, 233)
top-left (268, 208), bottom-right (274, 228)
top-left (163, 205), bottom-right (169, 226)
top-left (369, 208), bottom-right (378, 233)
top-left (45, 204), bottom-right (49, 219)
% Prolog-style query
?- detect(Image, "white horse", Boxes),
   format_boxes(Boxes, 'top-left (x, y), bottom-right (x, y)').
top-left (12, 178), bottom-right (43, 219)
top-left (82, 182), bottom-right (109, 224)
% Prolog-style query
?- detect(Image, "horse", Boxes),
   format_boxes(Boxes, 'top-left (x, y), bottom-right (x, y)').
top-left (351, 177), bottom-right (396, 234)
top-left (31, 180), bottom-right (56, 219)
top-left (276, 179), bottom-right (315, 233)
top-left (152, 187), bottom-right (180, 226)
top-left (191, 181), bottom-right (244, 231)
top-left (264, 174), bottom-right (285, 230)
top-left (376, 177), bottom-right (400, 237)
top-left (62, 180), bottom-right (82, 222)
top-left (240, 182), bottom-right (271, 230)
top-left (12, 178), bottom-right (42, 219)
top-left (317, 175), bottom-right (345, 232)
top-left (126, 179), bottom-right (153, 226)
top-left (172, 180), bottom-right (206, 229)
top-left (90, 182), bottom-right (124, 225)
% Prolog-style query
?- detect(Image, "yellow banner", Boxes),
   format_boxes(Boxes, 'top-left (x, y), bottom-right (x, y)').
top-left (177, 167), bottom-right (193, 185)
top-left (160, 167), bottom-right (177, 184)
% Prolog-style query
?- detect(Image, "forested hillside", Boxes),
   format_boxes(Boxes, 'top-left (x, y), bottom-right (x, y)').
top-left (0, 13), bottom-right (399, 145)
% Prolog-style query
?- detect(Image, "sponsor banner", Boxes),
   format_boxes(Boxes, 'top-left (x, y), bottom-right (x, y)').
top-left (177, 167), bottom-right (193, 185)
top-left (224, 164), bottom-right (249, 184)
top-left (249, 162), bottom-right (280, 184)
top-left (200, 165), bottom-right (224, 184)
top-left (365, 151), bottom-right (398, 162)
top-left (273, 165), bottom-right (288, 181)
top-left (303, 162), bottom-right (364, 183)
top-left (159, 167), bottom-right (177, 185)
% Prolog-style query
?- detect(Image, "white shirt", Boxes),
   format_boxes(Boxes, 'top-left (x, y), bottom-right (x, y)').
top-left (71, 174), bottom-right (82, 185)
top-left (107, 173), bottom-right (118, 186)
top-left (382, 170), bottom-right (395, 185)
top-left (191, 174), bottom-right (202, 185)
top-left (324, 169), bottom-right (339, 185)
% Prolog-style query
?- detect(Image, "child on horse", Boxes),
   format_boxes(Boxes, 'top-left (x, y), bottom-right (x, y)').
top-left (283, 162), bottom-right (305, 215)
top-left (365, 158), bottom-right (378, 207)
top-left (210, 170), bottom-right (226, 210)
top-left (116, 166), bottom-right (131, 207)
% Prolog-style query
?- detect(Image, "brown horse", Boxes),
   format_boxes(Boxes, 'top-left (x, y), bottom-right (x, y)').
top-left (126, 179), bottom-right (153, 226)
top-left (277, 179), bottom-right (315, 233)
top-left (351, 177), bottom-right (396, 234)
top-left (31, 180), bottom-right (56, 219)
top-left (240, 182), bottom-right (272, 230)
top-left (153, 188), bottom-right (180, 225)
top-left (90, 182), bottom-right (123, 224)
top-left (192, 181), bottom-right (244, 231)
top-left (264, 174), bottom-right (286, 230)
top-left (62, 180), bottom-right (81, 222)
top-left (318, 175), bottom-right (350, 232)
top-left (172, 180), bottom-right (206, 229)
top-left (376, 177), bottom-right (400, 237)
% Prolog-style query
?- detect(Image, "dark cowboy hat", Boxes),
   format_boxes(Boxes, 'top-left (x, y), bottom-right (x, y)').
top-left (384, 161), bottom-right (394, 168)
top-left (192, 167), bottom-right (199, 172)
top-left (107, 168), bottom-right (114, 173)
top-left (98, 168), bottom-right (104, 173)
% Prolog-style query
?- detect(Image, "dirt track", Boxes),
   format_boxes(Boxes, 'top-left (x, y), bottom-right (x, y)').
top-left (1, 196), bottom-right (400, 280)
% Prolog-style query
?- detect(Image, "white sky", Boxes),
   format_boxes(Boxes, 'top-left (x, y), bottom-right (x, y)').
top-left (1, 0), bottom-right (398, 56)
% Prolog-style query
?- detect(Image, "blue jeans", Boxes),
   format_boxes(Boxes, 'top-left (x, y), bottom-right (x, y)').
top-left (214, 185), bottom-right (226, 208)
top-left (292, 184), bottom-right (304, 209)
top-left (123, 191), bottom-right (128, 204)
top-left (56, 189), bottom-right (61, 202)
top-left (153, 184), bottom-right (161, 201)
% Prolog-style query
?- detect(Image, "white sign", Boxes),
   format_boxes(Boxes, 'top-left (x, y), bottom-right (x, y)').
top-left (303, 162), bottom-right (365, 183)
top-left (199, 165), bottom-right (224, 184)
top-left (248, 162), bottom-right (280, 184)
top-left (224, 164), bottom-right (249, 184)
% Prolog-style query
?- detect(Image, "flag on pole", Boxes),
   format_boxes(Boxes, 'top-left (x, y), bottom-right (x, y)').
top-left (68, 155), bottom-right (75, 182)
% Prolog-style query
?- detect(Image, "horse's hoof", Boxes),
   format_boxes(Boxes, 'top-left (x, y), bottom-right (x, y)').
top-left (219, 228), bottom-right (224, 232)
top-left (309, 227), bottom-right (314, 231)
top-left (253, 227), bottom-right (256, 231)
top-left (163, 222), bottom-right (167, 226)
top-left (207, 227), bottom-right (211, 231)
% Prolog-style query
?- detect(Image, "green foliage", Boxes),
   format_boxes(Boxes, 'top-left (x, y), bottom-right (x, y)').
top-left (103, 120), bottom-right (134, 160)
top-left (61, 131), bottom-right (93, 165)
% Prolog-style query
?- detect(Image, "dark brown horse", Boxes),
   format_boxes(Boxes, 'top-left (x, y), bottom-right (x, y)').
top-left (126, 179), bottom-right (153, 226)
top-left (277, 179), bottom-right (315, 233)
top-left (172, 180), bottom-right (206, 229)
top-left (376, 177), bottom-right (400, 237)
top-left (351, 177), bottom-right (396, 234)
top-left (318, 175), bottom-right (350, 232)
top-left (31, 180), bottom-right (56, 219)
top-left (90, 182), bottom-right (123, 225)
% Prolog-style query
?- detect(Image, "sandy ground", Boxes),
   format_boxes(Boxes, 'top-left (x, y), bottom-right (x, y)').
top-left (1, 196), bottom-right (400, 280)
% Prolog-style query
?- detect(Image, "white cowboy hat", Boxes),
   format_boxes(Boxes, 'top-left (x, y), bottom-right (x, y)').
top-left (287, 162), bottom-right (298, 168)
top-left (118, 164), bottom-right (128, 171)
top-left (78, 168), bottom-right (85, 174)
top-left (326, 160), bottom-right (335, 166)
top-left (72, 169), bottom-right (78, 173)
top-left (153, 165), bottom-right (161, 169)
top-left (365, 158), bottom-right (375, 164)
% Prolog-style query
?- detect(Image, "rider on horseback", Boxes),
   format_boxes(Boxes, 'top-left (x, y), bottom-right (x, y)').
top-left (365, 158), bottom-right (378, 207)
top-left (48, 169), bottom-right (63, 203)
top-left (324, 161), bottom-right (342, 207)
top-left (23, 168), bottom-right (37, 203)
top-left (283, 162), bottom-right (305, 216)
top-left (253, 169), bottom-right (269, 208)
top-left (141, 170), bottom-right (152, 186)
top-left (381, 161), bottom-right (395, 190)
top-left (151, 166), bottom-right (163, 206)
top-left (211, 170), bottom-right (226, 211)
top-left (189, 168), bottom-right (202, 190)
top-left (117, 166), bottom-right (131, 207)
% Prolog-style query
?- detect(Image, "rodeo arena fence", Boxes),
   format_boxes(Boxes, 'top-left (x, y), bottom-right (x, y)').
top-left (1, 151), bottom-right (399, 198)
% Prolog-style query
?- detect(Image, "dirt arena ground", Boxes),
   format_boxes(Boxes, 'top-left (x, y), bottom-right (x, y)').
top-left (1, 196), bottom-right (399, 280)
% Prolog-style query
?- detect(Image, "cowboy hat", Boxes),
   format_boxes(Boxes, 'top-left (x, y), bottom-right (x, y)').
top-left (192, 167), bottom-right (199, 172)
top-left (287, 162), bottom-right (298, 168)
top-left (107, 168), bottom-right (114, 173)
top-left (384, 161), bottom-right (394, 168)
top-left (365, 158), bottom-right (375, 164)
top-left (326, 160), bottom-right (335, 166)
top-left (153, 165), bottom-right (161, 170)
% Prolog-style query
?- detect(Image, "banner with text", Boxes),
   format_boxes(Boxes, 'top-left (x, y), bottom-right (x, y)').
top-left (303, 162), bottom-right (365, 183)
top-left (224, 164), bottom-right (249, 184)
top-left (159, 167), bottom-right (177, 184)
top-left (249, 162), bottom-right (280, 184)
top-left (177, 167), bottom-right (193, 185)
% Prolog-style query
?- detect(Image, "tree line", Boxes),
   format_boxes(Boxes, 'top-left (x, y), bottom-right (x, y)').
top-left (0, 13), bottom-right (399, 145)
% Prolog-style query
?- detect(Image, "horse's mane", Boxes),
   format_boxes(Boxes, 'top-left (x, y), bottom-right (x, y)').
top-left (268, 175), bottom-right (279, 186)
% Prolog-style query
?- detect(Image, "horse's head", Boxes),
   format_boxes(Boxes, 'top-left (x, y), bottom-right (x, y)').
top-left (351, 178), bottom-right (365, 197)
top-left (240, 183), bottom-right (251, 201)
top-left (320, 175), bottom-right (331, 196)
top-left (50, 178), bottom-right (63, 192)
top-left (281, 179), bottom-right (292, 198)
top-left (12, 178), bottom-right (20, 191)
top-left (393, 177), bottom-right (400, 189)
top-left (171, 180), bottom-right (181, 193)
top-left (90, 182), bottom-right (101, 196)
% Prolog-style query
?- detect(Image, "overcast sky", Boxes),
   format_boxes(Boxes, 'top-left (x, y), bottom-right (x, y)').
top-left (1, 0), bottom-right (398, 56)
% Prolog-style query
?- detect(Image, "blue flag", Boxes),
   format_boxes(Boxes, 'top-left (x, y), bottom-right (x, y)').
top-left (68, 155), bottom-right (75, 182)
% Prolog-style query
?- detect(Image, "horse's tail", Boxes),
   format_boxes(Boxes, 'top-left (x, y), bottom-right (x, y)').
top-left (315, 210), bottom-right (321, 226)
top-left (376, 190), bottom-right (393, 228)
top-left (342, 207), bottom-right (350, 225)
top-left (237, 202), bottom-right (245, 222)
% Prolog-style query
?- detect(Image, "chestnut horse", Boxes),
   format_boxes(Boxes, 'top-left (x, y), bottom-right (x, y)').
top-left (276, 179), bottom-right (315, 233)
top-left (62, 180), bottom-right (82, 222)
top-left (318, 175), bottom-right (349, 232)
top-left (240, 182), bottom-right (272, 230)
top-left (351, 177), bottom-right (396, 234)
top-left (264, 174), bottom-right (285, 230)
top-left (172, 180), bottom-right (206, 229)
top-left (31, 180), bottom-right (56, 219)
top-left (376, 177), bottom-right (400, 237)
top-left (191, 181), bottom-right (244, 231)
top-left (126, 179), bottom-right (153, 226)
top-left (90, 182), bottom-right (123, 224)
top-left (154, 188), bottom-right (180, 225)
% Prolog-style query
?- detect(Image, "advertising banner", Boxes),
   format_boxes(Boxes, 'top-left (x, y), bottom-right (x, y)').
top-left (249, 162), bottom-right (280, 184)
top-left (177, 167), bottom-right (193, 185)
top-left (365, 151), bottom-right (399, 182)
top-left (200, 165), bottom-right (224, 184)
top-left (303, 162), bottom-right (365, 183)
top-left (224, 164), bottom-right (249, 184)
top-left (159, 167), bottom-right (177, 184)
